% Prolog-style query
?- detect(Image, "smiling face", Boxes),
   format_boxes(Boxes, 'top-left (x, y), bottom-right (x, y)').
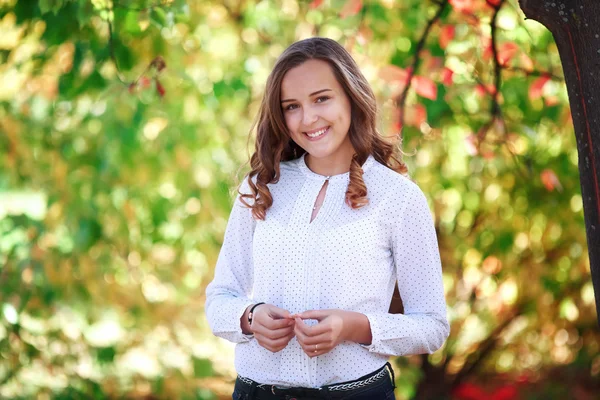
top-left (280, 59), bottom-right (355, 169)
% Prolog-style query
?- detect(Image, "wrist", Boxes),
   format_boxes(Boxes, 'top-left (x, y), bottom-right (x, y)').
top-left (345, 311), bottom-right (372, 345)
top-left (241, 302), bottom-right (266, 335)
top-left (248, 302), bottom-right (266, 327)
top-left (241, 305), bottom-right (253, 335)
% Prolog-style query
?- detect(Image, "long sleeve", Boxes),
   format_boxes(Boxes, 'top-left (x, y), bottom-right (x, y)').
top-left (204, 178), bottom-right (256, 343)
top-left (360, 181), bottom-right (450, 356)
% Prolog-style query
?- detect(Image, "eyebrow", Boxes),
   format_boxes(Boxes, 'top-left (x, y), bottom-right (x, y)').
top-left (281, 89), bottom-right (332, 104)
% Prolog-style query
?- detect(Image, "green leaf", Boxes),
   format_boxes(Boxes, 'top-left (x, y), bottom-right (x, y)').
top-left (75, 218), bottom-right (103, 251)
top-left (39, 0), bottom-right (64, 15)
top-left (192, 357), bottom-right (213, 378)
top-left (117, 8), bottom-right (142, 35)
top-left (96, 346), bottom-right (116, 364)
top-left (150, 7), bottom-right (168, 27)
top-left (76, 0), bottom-right (94, 27)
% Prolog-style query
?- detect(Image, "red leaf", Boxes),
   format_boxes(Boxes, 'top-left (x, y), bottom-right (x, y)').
top-left (356, 26), bottom-right (373, 45)
top-left (541, 169), bottom-right (562, 191)
top-left (465, 134), bottom-right (478, 156)
top-left (475, 83), bottom-right (497, 97)
top-left (486, 0), bottom-right (502, 7)
top-left (406, 104), bottom-right (427, 127)
top-left (140, 76), bottom-right (151, 89)
top-left (420, 52), bottom-right (442, 71)
top-left (309, 0), bottom-right (324, 9)
top-left (491, 385), bottom-right (518, 400)
top-left (412, 76), bottom-right (437, 100)
top-left (545, 95), bottom-right (560, 106)
top-left (497, 42), bottom-right (519, 66)
top-left (340, 0), bottom-right (363, 18)
top-left (475, 84), bottom-right (487, 97)
top-left (156, 79), bottom-right (166, 97)
top-left (442, 67), bottom-right (454, 86)
top-left (439, 25), bottom-right (455, 49)
top-left (449, 0), bottom-right (474, 13)
top-left (482, 151), bottom-right (496, 160)
top-left (483, 38), bottom-right (493, 60)
top-left (453, 383), bottom-right (487, 400)
top-left (529, 74), bottom-right (550, 100)
top-left (519, 53), bottom-right (534, 71)
top-left (379, 65), bottom-right (411, 84)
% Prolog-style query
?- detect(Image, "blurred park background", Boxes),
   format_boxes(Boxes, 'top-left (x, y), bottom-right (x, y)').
top-left (1, 0), bottom-right (599, 399)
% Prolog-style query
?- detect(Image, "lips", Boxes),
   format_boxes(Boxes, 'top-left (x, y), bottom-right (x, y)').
top-left (303, 126), bottom-right (330, 140)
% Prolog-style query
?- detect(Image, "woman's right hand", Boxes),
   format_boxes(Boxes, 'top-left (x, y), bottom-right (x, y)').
top-left (249, 304), bottom-right (296, 353)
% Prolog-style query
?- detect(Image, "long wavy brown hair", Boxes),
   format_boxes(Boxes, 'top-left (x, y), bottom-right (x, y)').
top-left (239, 37), bottom-right (408, 220)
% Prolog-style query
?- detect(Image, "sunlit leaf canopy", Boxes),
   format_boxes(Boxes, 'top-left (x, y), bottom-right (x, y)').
top-left (0, 0), bottom-right (598, 398)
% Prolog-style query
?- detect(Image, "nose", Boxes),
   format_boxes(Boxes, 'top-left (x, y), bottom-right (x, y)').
top-left (302, 106), bottom-right (319, 127)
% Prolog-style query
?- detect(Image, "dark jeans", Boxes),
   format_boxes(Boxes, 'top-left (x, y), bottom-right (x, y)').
top-left (233, 380), bottom-right (395, 400)
top-left (232, 364), bottom-right (396, 400)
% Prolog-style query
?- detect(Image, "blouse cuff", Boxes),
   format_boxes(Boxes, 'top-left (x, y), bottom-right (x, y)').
top-left (214, 299), bottom-right (256, 344)
top-left (358, 312), bottom-right (383, 353)
top-left (237, 300), bottom-right (256, 342)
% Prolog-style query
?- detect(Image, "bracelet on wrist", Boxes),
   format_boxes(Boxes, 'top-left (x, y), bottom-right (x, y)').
top-left (248, 302), bottom-right (266, 327)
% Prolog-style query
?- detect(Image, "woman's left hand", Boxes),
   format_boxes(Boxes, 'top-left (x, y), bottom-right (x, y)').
top-left (292, 309), bottom-right (351, 357)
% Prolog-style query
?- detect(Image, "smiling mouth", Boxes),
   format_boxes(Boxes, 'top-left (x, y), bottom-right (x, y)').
top-left (303, 126), bottom-right (330, 138)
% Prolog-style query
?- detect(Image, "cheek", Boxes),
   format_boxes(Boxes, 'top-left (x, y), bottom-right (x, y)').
top-left (326, 103), bottom-right (349, 125)
top-left (334, 97), bottom-right (352, 123)
top-left (284, 113), bottom-right (293, 129)
top-left (284, 113), bottom-right (301, 134)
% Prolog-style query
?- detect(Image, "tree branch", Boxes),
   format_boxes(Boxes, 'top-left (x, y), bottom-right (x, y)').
top-left (503, 66), bottom-right (563, 81)
top-left (449, 303), bottom-right (524, 389)
top-left (113, 0), bottom-right (174, 12)
top-left (106, 9), bottom-right (129, 85)
top-left (104, 1), bottom-right (167, 92)
top-left (395, 0), bottom-right (449, 135)
top-left (476, 0), bottom-right (507, 147)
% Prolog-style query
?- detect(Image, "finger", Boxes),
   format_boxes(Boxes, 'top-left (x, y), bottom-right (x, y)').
top-left (263, 316), bottom-right (295, 330)
top-left (299, 342), bottom-right (329, 358)
top-left (255, 323), bottom-right (294, 339)
top-left (294, 317), bottom-right (329, 337)
top-left (268, 306), bottom-right (292, 320)
top-left (264, 325), bottom-right (295, 340)
top-left (257, 332), bottom-right (295, 352)
top-left (296, 331), bottom-right (330, 346)
top-left (253, 321), bottom-right (293, 338)
top-left (294, 322), bottom-right (307, 344)
top-left (296, 310), bottom-right (328, 321)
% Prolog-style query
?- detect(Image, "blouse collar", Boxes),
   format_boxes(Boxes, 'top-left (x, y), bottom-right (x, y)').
top-left (297, 152), bottom-right (376, 182)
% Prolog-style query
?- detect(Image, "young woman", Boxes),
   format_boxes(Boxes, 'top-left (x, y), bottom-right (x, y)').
top-left (205, 37), bottom-right (449, 400)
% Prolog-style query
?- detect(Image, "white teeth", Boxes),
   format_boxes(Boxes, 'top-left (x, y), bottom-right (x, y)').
top-left (306, 127), bottom-right (328, 138)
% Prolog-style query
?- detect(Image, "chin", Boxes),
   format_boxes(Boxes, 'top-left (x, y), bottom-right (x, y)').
top-left (303, 148), bottom-right (334, 159)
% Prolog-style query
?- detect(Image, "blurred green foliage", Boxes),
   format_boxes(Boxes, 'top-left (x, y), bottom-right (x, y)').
top-left (0, 0), bottom-right (598, 399)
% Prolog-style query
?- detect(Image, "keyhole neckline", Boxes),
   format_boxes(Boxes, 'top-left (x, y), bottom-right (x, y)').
top-left (297, 152), bottom-right (375, 182)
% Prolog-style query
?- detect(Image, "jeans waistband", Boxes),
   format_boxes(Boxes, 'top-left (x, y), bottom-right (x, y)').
top-left (235, 362), bottom-right (396, 399)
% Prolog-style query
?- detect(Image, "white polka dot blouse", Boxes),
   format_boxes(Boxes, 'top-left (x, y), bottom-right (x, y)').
top-left (205, 153), bottom-right (450, 388)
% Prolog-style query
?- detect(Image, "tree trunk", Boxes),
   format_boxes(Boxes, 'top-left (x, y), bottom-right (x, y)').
top-left (518, 0), bottom-right (600, 325)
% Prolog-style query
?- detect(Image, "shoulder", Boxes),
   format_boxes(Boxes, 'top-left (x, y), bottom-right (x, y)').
top-left (235, 158), bottom-right (302, 199)
top-left (278, 157), bottom-right (304, 180)
top-left (366, 159), bottom-right (426, 204)
top-left (235, 175), bottom-right (259, 210)
top-left (237, 174), bottom-right (257, 195)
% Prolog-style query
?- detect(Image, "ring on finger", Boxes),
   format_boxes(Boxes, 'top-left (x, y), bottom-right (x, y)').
top-left (314, 344), bottom-right (318, 353)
